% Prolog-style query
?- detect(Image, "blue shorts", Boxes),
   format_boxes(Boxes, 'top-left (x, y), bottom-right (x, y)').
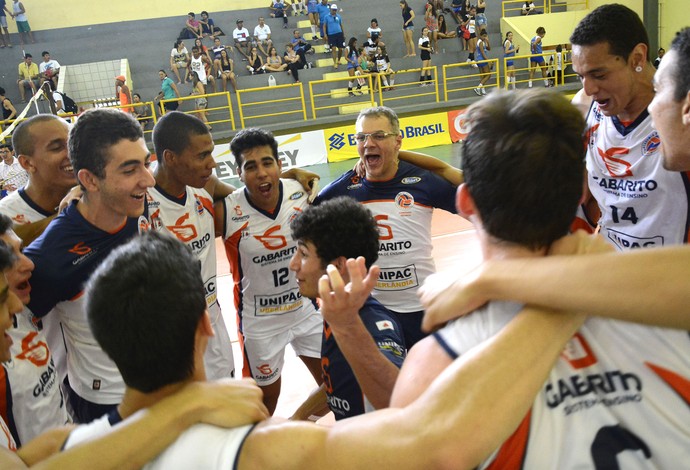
top-left (476, 13), bottom-right (487, 26)
top-left (506, 60), bottom-right (514, 67)
top-left (531, 55), bottom-right (545, 64)
top-left (403, 24), bottom-right (414, 31)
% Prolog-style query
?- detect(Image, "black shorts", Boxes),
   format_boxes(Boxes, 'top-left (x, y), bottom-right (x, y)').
top-left (164, 100), bottom-right (179, 111)
top-left (328, 32), bottom-right (345, 48)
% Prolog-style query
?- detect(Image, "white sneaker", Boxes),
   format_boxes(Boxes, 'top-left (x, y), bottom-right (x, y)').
top-left (473, 87), bottom-right (482, 96)
top-left (481, 87), bottom-right (487, 95)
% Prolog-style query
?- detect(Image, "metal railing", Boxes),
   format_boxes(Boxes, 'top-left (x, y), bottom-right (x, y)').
top-left (160, 91), bottom-right (236, 130)
top-left (502, 0), bottom-right (587, 17)
top-left (375, 66), bottom-right (440, 107)
top-left (443, 59), bottom-right (500, 100)
top-left (308, 74), bottom-right (376, 119)
top-left (236, 83), bottom-right (305, 129)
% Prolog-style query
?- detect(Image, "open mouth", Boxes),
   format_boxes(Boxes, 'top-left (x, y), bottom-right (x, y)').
top-left (131, 192), bottom-right (147, 201)
top-left (258, 182), bottom-right (272, 196)
top-left (60, 163), bottom-right (74, 174)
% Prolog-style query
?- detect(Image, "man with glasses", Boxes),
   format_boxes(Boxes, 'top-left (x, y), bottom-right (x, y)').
top-left (314, 106), bottom-right (457, 348)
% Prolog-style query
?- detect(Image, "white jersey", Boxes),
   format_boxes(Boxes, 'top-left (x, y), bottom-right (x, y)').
top-left (190, 55), bottom-right (208, 85)
top-left (221, 179), bottom-right (321, 339)
top-left (0, 188), bottom-right (53, 225)
top-left (148, 185), bottom-right (234, 379)
top-left (585, 103), bottom-right (690, 250)
top-left (435, 301), bottom-right (690, 469)
top-left (3, 307), bottom-right (70, 444)
top-left (64, 412), bottom-right (253, 469)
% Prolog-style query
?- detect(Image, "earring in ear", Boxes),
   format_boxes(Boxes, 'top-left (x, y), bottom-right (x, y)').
top-left (635, 65), bottom-right (643, 72)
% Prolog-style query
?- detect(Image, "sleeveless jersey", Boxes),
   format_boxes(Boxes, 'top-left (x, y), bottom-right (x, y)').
top-left (585, 103), bottom-right (690, 249)
top-left (64, 409), bottom-right (254, 469)
top-left (322, 297), bottom-right (406, 420)
top-left (221, 179), bottom-right (321, 339)
top-left (24, 201), bottom-right (150, 404)
top-left (434, 301), bottom-right (690, 469)
top-left (476, 38), bottom-right (487, 62)
top-left (0, 189), bottom-right (53, 225)
top-left (315, 161), bottom-right (457, 313)
top-left (503, 39), bottom-right (515, 58)
top-left (147, 185), bottom-right (234, 379)
top-left (2, 307), bottom-right (69, 445)
top-left (190, 55), bottom-right (208, 85)
top-left (531, 35), bottom-right (542, 54)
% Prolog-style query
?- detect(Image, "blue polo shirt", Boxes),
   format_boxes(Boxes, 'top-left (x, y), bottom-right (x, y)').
top-left (323, 12), bottom-right (343, 35)
top-left (316, 3), bottom-right (331, 22)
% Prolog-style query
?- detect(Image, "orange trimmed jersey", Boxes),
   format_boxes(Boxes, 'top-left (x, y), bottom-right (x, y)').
top-left (148, 185), bottom-right (234, 379)
top-left (584, 103), bottom-right (690, 250)
top-left (220, 179), bottom-right (320, 339)
top-left (0, 188), bottom-right (53, 225)
top-left (434, 301), bottom-right (690, 469)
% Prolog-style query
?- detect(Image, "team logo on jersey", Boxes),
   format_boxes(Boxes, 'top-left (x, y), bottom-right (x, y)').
top-left (561, 333), bottom-right (597, 369)
top-left (641, 131), bottom-right (661, 157)
top-left (195, 198), bottom-right (204, 215)
top-left (11, 214), bottom-right (26, 224)
top-left (592, 105), bottom-right (604, 122)
top-left (289, 191), bottom-right (305, 200)
top-left (234, 205), bottom-right (243, 217)
top-left (376, 320), bottom-right (394, 331)
top-left (254, 225), bottom-right (288, 250)
top-left (167, 213), bottom-right (198, 243)
top-left (289, 207), bottom-right (303, 223)
top-left (15, 332), bottom-right (50, 367)
top-left (68, 242), bottom-right (92, 256)
top-left (395, 191), bottom-right (414, 210)
top-left (138, 215), bottom-right (151, 234)
top-left (401, 176), bottom-right (421, 185)
top-left (598, 147), bottom-right (633, 178)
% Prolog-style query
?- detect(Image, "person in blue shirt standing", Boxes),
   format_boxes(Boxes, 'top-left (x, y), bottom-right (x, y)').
top-left (323, 3), bottom-right (345, 69)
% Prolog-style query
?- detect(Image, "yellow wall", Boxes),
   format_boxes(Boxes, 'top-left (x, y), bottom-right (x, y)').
top-left (589, 0), bottom-right (643, 17)
top-left (3, 0), bottom-right (266, 32)
top-left (659, 0), bottom-right (686, 49)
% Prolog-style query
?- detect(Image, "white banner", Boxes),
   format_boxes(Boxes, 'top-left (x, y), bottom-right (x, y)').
top-left (213, 130), bottom-right (328, 179)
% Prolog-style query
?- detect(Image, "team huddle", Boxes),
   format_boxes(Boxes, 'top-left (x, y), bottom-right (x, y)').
top-left (0, 3), bottom-right (688, 469)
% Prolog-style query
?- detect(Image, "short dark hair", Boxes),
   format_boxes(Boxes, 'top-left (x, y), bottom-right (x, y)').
top-left (12, 114), bottom-right (63, 156)
top-left (85, 232), bottom-right (205, 393)
top-left (0, 87), bottom-right (5, 96)
top-left (570, 3), bottom-right (649, 61)
top-left (536, 26), bottom-right (545, 35)
top-left (69, 108), bottom-right (143, 181)
top-left (670, 28), bottom-right (690, 101)
top-left (153, 111), bottom-right (210, 161)
top-left (230, 128), bottom-right (278, 167)
top-left (42, 51), bottom-right (49, 56)
top-left (461, 90), bottom-right (585, 250)
top-left (0, 213), bottom-right (12, 236)
top-left (0, 143), bottom-right (11, 152)
top-left (201, 10), bottom-right (209, 16)
top-left (188, 12), bottom-right (195, 17)
top-left (291, 196), bottom-right (379, 269)
top-left (24, 53), bottom-right (32, 59)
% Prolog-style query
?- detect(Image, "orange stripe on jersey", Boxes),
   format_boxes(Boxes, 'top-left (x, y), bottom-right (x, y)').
top-left (197, 195), bottom-right (215, 217)
top-left (485, 409), bottom-right (532, 470)
top-left (0, 367), bottom-right (9, 431)
top-left (570, 217), bottom-right (595, 234)
top-left (224, 221), bottom-right (249, 316)
top-left (237, 329), bottom-right (253, 379)
top-left (70, 290), bottom-right (85, 301)
top-left (645, 362), bottom-right (690, 406)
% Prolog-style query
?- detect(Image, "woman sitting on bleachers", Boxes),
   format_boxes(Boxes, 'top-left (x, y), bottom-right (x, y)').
top-left (283, 43), bottom-right (305, 82)
top-left (247, 46), bottom-right (266, 74)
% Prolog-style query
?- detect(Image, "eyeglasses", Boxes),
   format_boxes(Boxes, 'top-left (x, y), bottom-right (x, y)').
top-left (354, 131), bottom-right (399, 143)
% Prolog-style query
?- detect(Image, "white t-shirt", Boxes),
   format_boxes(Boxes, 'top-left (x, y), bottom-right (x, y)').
top-left (39, 59), bottom-right (60, 75)
top-left (254, 24), bottom-right (271, 40)
top-left (233, 27), bottom-right (250, 42)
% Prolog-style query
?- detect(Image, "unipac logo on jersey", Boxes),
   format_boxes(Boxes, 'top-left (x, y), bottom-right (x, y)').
top-left (137, 215), bottom-right (151, 234)
top-left (289, 191), bottom-right (305, 200)
top-left (401, 176), bottom-right (421, 185)
top-left (254, 225), bottom-right (288, 250)
top-left (641, 131), bottom-right (661, 157)
top-left (598, 147), bottom-right (633, 178)
top-left (328, 132), bottom-right (346, 151)
top-left (395, 191), bottom-right (414, 211)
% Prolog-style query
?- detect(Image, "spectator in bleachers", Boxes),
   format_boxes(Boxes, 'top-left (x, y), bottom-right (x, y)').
top-left (653, 47), bottom-right (665, 69)
top-left (0, 87), bottom-right (17, 124)
top-left (462, 6), bottom-right (478, 64)
top-left (269, 0), bottom-right (289, 29)
top-left (473, 29), bottom-right (492, 95)
top-left (528, 26), bottom-right (549, 88)
top-left (374, 45), bottom-right (395, 91)
top-left (262, 46), bottom-right (286, 73)
top-left (38, 51), bottom-right (60, 88)
top-left (247, 46), bottom-right (266, 74)
top-left (254, 17), bottom-right (273, 57)
top-left (400, 1), bottom-right (416, 57)
top-left (291, 29), bottom-right (313, 57)
top-left (115, 75), bottom-right (133, 113)
top-left (476, 0), bottom-right (487, 34)
top-left (190, 71), bottom-right (211, 130)
top-left (419, 26), bottom-right (433, 85)
top-left (185, 12), bottom-right (202, 40)
top-left (359, 47), bottom-right (374, 76)
top-left (170, 40), bottom-right (190, 84)
top-left (291, 0), bottom-right (307, 16)
top-left (194, 37), bottom-right (213, 66)
top-left (316, 0), bottom-right (331, 49)
top-left (0, 144), bottom-right (25, 195)
top-left (503, 31), bottom-right (519, 89)
top-left (233, 19), bottom-right (252, 61)
top-left (218, 49), bottom-right (239, 92)
top-left (0, 0), bottom-right (12, 48)
top-left (367, 18), bottom-right (383, 43)
top-left (522, 1), bottom-right (543, 15)
top-left (131, 93), bottom-right (152, 129)
top-left (424, 1), bottom-right (439, 54)
top-left (200, 11), bottom-right (222, 40)
top-left (189, 46), bottom-right (216, 93)
top-left (16, 53), bottom-right (38, 103)
top-left (10, 0), bottom-right (34, 45)
top-left (211, 37), bottom-right (233, 77)
top-left (156, 70), bottom-right (180, 113)
top-left (307, 0), bottom-right (320, 40)
top-left (345, 37), bottom-right (365, 96)
top-left (324, 3), bottom-right (345, 70)
top-left (284, 43), bottom-right (305, 82)
top-left (436, 14), bottom-right (456, 40)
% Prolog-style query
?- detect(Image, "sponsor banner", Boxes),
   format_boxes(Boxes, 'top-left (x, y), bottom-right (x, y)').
top-left (213, 130), bottom-right (328, 179)
top-left (448, 108), bottom-right (470, 143)
top-left (325, 112), bottom-right (452, 162)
